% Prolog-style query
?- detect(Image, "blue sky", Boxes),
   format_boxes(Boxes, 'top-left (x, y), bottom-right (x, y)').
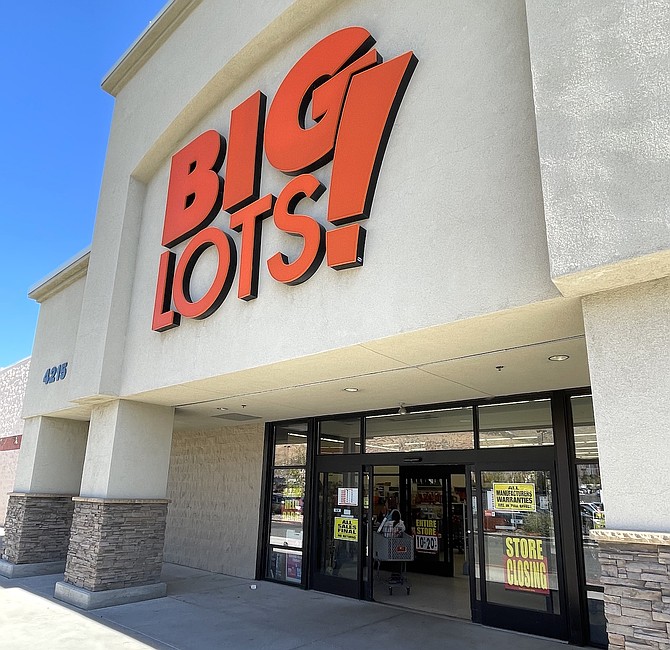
top-left (0, 2), bottom-right (167, 368)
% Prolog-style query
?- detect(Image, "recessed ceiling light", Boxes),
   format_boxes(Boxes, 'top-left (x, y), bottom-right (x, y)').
top-left (548, 355), bottom-right (570, 362)
top-left (343, 387), bottom-right (359, 392)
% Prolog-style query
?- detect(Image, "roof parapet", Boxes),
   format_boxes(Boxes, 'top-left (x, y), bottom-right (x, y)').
top-left (101, 0), bottom-right (203, 97)
top-left (28, 248), bottom-right (91, 303)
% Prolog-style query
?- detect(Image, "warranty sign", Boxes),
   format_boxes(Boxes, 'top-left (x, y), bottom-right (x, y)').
top-left (493, 483), bottom-right (536, 512)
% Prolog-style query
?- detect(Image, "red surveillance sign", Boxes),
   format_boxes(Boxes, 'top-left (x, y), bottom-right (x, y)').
top-left (153, 26), bottom-right (417, 331)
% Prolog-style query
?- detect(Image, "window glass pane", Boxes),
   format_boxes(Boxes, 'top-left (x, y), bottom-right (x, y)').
top-left (471, 470), bottom-right (481, 600)
top-left (481, 470), bottom-right (561, 614)
top-left (266, 468), bottom-right (305, 583)
top-left (571, 396), bottom-right (606, 644)
top-left (319, 418), bottom-right (361, 455)
top-left (365, 407), bottom-right (474, 453)
top-left (274, 422), bottom-right (308, 466)
top-left (373, 467), bottom-right (400, 522)
top-left (478, 400), bottom-right (554, 448)
top-left (316, 471), bottom-right (360, 580)
top-left (571, 395), bottom-right (599, 460)
top-left (576, 464), bottom-right (605, 586)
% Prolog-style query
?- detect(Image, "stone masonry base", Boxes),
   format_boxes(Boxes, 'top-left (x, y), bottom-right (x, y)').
top-left (1, 493), bottom-right (75, 568)
top-left (54, 579), bottom-right (167, 610)
top-left (63, 497), bottom-right (169, 593)
top-left (0, 558), bottom-right (65, 578)
top-left (592, 530), bottom-right (670, 650)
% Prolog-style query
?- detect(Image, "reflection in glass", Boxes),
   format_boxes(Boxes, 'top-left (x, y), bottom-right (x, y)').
top-left (266, 421), bottom-right (309, 584)
top-left (577, 464), bottom-right (604, 586)
top-left (274, 422), bottom-right (308, 466)
top-left (317, 472), bottom-right (360, 581)
top-left (572, 395), bottom-right (599, 460)
top-left (319, 418), bottom-right (361, 455)
top-left (479, 400), bottom-right (554, 448)
top-left (480, 470), bottom-right (560, 614)
top-left (365, 407), bottom-right (474, 453)
top-left (372, 467), bottom-right (400, 523)
top-left (471, 470), bottom-right (481, 600)
top-left (571, 395), bottom-right (606, 645)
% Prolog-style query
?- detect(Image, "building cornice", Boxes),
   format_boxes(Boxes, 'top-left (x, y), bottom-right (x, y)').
top-left (102, 0), bottom-right (204, 97)
top-left (28, 248), bottom-right (90, 303)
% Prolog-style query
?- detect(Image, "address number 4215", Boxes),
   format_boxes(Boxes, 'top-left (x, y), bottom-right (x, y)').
top-left (43, 363), bottom-right (68, 385)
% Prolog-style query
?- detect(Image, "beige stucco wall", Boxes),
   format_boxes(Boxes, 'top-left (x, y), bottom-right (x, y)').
top-left (582, 276), bottom-right (670, 531)
top-left (164, 423), bottom-right (264, 577)
top-left (0, 359), bottom-right (30, 525)
top-left (67, 0), bottom-right (558, 403)
top-left (23, 273), bottom-right (87, 419)
top-left (526, 0), bottom-right (670, 296)
top-left (14, 416), bottom-right (89, 495)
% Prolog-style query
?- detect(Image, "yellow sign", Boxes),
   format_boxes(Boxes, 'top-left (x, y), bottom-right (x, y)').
top-left (334, 517), bottom-right (358, 542)
top-left (503, 536), bottom-right (549, 594)
top-left (414, 518), bottom-right (439, 554)
top-left (493, 483), bottom-right (536, 512)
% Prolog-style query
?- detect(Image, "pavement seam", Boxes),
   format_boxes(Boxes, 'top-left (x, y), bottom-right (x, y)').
top-left (286, 610), bottom-right (403, 650)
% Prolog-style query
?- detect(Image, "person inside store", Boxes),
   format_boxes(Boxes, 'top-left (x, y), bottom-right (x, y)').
top-left (379, 509), bottom-right (405, 537)
top-left (375, 503), bottom-right (390, 526)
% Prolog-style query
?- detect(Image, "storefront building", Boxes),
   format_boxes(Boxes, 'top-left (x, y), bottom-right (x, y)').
top-left (1, 1), bottom-right (669, 648)
top-left (0, 359), bottom-right (29, 525)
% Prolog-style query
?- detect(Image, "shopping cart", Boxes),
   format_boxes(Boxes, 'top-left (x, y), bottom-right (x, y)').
top-left (373, 531), bottom-right (414, 595)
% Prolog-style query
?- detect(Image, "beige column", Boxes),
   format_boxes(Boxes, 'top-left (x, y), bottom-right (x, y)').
top-left (582, 277), bottom-right (670, 649)
top-left (0, 416), bottom-right (88, 578)
top-left (54, 400), bottom-right (174, 610)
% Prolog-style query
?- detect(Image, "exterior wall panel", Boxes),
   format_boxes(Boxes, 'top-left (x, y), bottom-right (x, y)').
top-left (23, 276), bottom-right (86, 418)
top-left (526, 0), bottom-right (670, 295)
top-left (164, 423), bottom-right (264, 577)
top-left (117, 0), bottom-right (557, 397)
top-left (582, 276), bottom-right (670, 531)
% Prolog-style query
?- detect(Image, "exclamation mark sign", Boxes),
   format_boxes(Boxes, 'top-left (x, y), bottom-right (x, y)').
top-left (326, 52), bottom-right (418, 270)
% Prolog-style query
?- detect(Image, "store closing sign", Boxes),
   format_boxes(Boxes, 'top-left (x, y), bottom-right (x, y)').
top-left (153, 27), bottom-right (418, 331)
top-left (334, 517), bottom-right (358, 542)
top-left (503, 536), bottom-right (550, 595)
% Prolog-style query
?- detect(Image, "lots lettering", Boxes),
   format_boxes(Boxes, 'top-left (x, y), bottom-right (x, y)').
top-left (153, 27), bottom-right (418, 331)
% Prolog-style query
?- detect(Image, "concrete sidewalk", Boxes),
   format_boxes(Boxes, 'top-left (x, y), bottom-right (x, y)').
top-left (0, 563), bottom-right (581, 650)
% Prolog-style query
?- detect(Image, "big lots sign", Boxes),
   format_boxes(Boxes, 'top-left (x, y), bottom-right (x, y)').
top-left (152, 27), bottom-right (417, 332)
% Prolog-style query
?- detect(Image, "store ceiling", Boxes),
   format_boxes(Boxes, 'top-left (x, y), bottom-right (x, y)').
top-left (127, 296), bottom-right (590, 431)
top-left (53, 296), bottom-right (589, 428)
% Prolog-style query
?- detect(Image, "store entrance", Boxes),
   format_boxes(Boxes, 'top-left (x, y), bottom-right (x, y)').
top-left (371, 465), bottom-right (473, 619)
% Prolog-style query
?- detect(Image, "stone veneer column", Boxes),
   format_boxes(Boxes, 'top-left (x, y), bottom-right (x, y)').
top-left (592, 530), bottom-right (670, 649)
top-left (0, 416), bottom-right (88, 578)
top-left (0, 494), bottom-right (74, 577)
top-left (61, 498), bottom-right (168, 592)
top-left (54, 400), bottom-right (174, 610)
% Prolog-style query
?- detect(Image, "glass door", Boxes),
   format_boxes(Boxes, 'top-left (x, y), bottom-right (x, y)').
top-left (403, 470), bottom-right (449, 576)
top-left (401, 466), bottom-right (470, 579)
top-left (312, 469), bottom-right (364, 597)
top-left (473, 463), bottom-right (567, 639)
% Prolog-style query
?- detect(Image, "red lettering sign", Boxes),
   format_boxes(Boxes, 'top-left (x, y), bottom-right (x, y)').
top-left (152, 27), bottom-right (417, 331)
